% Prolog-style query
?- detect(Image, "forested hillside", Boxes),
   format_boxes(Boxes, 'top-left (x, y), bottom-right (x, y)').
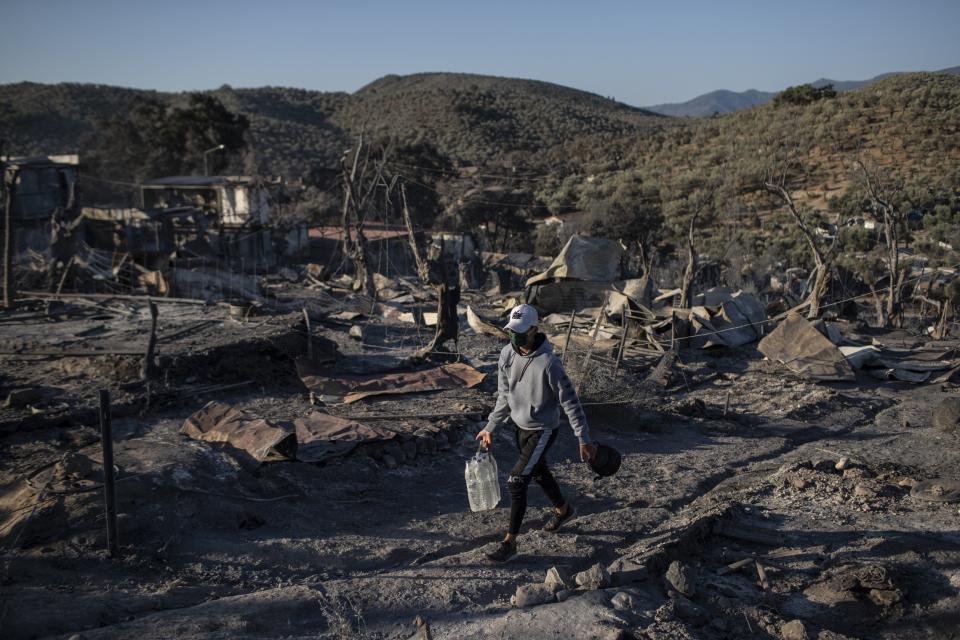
top-left (1, 71), bottom-right (958, 263)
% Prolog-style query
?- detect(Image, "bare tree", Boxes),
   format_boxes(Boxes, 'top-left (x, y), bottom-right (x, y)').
top-left (855, 158), bottom-right (908, 327)
top-left (762, 164), bottom-right (839, 318)
top-left (339, 136), bottom-right (378, 298)
top-left (660, 171), bottom-right (717, 310)
top-left (399, 180), bottom-right (460, 360)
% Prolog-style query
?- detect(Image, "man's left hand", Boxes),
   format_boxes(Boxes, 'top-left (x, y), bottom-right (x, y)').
top-left (579, 443), bottom-right (597, 463)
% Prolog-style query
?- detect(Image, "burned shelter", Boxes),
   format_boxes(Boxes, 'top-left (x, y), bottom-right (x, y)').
top-left (1, 154), bottom-right (80, 258)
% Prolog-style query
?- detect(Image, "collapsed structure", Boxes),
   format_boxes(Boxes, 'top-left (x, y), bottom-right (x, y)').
top-left (1, 154), bottom-right (959, 640)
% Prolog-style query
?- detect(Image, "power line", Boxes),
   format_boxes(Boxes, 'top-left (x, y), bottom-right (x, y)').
top-left (386, 160), bottom-right (556, 183)
top-left (397, 171), bottom-right (578, 212)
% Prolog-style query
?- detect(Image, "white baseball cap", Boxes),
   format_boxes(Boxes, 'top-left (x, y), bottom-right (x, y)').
top-left (503, 303), bottom-right (539, 333)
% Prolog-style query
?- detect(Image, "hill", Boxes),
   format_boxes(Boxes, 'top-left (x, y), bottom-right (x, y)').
top-left (0, 73), bottom-right (664, 180)
top-left (643, 65), bottom-right (960, 117)
top-left (645, 89), bottom-right (775, 117)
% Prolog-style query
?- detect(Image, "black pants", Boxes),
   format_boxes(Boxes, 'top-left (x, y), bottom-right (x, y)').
top-left (507, 426), bottom-right (564, 535)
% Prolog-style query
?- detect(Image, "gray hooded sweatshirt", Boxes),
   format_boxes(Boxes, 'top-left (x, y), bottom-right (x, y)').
top-left (484, 334), bottom-right (591, 444)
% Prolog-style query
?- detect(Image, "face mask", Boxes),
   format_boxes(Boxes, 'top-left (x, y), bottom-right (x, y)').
top-left (509, 329), bottom-right (529, 349)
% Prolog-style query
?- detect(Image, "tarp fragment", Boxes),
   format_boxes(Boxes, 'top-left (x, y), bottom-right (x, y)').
top-left (526, 235), bottom-right (623, 286)
top-left (758, 313), bottom-right (855, 381)
top-left (296, 360), bottom-right (485, 404)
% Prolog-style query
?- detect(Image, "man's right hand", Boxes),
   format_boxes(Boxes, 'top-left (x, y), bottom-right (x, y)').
top-left (475, 430), bottom-right (492, 449)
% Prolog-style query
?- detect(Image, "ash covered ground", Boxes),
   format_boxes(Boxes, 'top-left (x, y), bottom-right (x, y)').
top-left (1, 285), bottom-right (959, 640)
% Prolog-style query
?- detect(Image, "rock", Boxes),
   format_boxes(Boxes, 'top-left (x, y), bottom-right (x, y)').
top-left (843, 467), bottom-right (871, 479)
top-left (515, 583), bottom-right (555, 607)
top-left (574, 563), bottom-right (611, 590)
top-left (665, 560), bottom-right (697, 597)
top-left (853, 484), bottom-right (876, 499)
top-left (4, 387), bottom-right (44, 408)
top-left (787, 473), bottom-right (811, 490)
top-left (349, 325), bottom-right (365, 340)
top-left (608, 557), bottom-right (649, 585)
top-left (434, 432), bottom-right (450, 451)
top-left (897, 477), bottom-right (918, 488)
top-left (381, 454), bottom-right (398, 470)
top-left (869, 588), bottom-right (902, 606)
top-left (544, 566), bottom-right (574, 592)
top-left (401, 440), bottom-right (418, 462)
top-left (932, 397), bottom-right (960, 433)
top-left (780, 619), bottom-right (809, 640)
top-left (812, 458), bottom-right (836, 473)
top-left (672, 594), bottom-right (707, 624)
top-left (446, 428), bottom-right (461, 444)
top-left (555, 589), bottom-right (574, 602)
top-left (610, 591), bottom-right (636, 611)
top-left (407, 615), bottom-right (432, 640)
top-left (835, 457), bottom-right (852, 471)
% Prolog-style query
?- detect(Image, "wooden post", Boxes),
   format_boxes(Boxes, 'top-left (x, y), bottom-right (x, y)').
top-left (615, 303), bottom-right (628, 371)
top-left (140, 300), bottom-right (159, 380)
top-left (98, 390), bottom-right (119, 557)
top-left (576, 292), bottom-right (609, 396)
top-left (561, 307), bottom-right (577, 366)
top-left (3, 166), bottom-right (16, 309)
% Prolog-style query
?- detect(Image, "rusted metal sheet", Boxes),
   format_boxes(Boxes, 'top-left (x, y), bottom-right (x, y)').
top-left (296, 360), bottom-right (485, 404)
top-left (293, 412), bottom-right (396, 463)
top-left (180, 401), bottom-right (297, 463)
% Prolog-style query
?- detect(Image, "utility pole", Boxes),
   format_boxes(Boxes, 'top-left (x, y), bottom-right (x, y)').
top-left (203, 143), bottom-right (225, 176)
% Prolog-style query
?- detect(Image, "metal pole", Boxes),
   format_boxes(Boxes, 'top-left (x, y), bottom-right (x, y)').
top-left (98, 390), bottom-right (118, 557)
top-left (3, 167), bottom-right (16, 308)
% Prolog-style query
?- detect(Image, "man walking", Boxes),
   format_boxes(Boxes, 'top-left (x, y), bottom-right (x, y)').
top-left (476, 303), bottom-right (596, 562)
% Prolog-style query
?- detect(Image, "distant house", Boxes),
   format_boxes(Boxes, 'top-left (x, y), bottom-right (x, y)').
top-left (140, 176), bottom-right (274, 228)
top-left (138, 176), bottom-right (308, 267)
top-left (1, 154), bottom-right (80, 257)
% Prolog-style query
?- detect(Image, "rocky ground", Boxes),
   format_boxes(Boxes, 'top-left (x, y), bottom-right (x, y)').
top-left (1, 292), bottom-right (959, 640)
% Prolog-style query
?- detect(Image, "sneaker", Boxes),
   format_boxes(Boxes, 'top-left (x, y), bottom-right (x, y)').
top-left (543, 505), bottom-right (575, 532)
top-left (485, 540), bottom-right (517, 563)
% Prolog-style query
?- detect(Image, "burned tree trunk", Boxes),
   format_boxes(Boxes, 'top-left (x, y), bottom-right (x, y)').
top-left (678, 212), bottom-right (699, 310)
top-left (402, 184), bottom-right (460, 360)
top-left (339, 138), bottom-right (377, 298)
top-left (857, 159), bottom-right (906, 327)
top-left (401, 184), bottom-right (431, 285)
top-left (416, 282), bottom-right (461, 359)
top-left (869, 285), bottom-right (886, 327)
top-left (763, 181), bottom-right (831, 318)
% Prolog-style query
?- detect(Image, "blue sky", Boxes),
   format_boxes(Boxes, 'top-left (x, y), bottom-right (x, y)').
top-left (1, 0), bottom-right (958, 105)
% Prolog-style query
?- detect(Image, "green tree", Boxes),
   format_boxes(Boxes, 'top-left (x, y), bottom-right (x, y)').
top-left (88, 94), bottom-right (249, 182)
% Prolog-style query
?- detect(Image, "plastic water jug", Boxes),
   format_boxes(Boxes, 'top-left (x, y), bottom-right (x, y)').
top-left (465, 446), bottom-right (500, 511)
